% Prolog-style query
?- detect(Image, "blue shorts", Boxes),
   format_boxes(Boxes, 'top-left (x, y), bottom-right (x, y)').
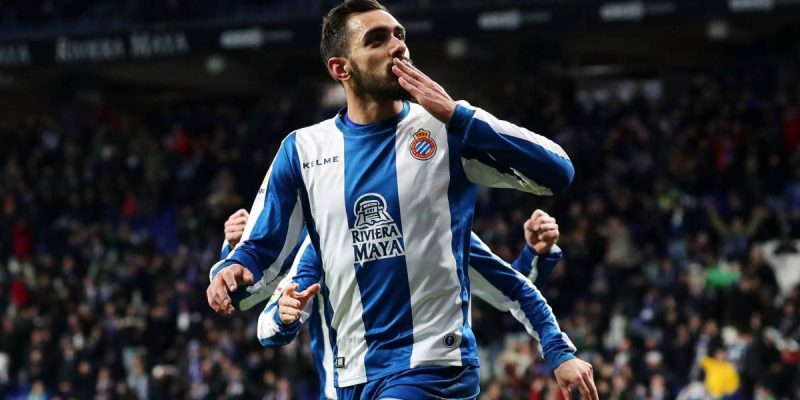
top-left (336, 365), bottom-right (479, 400)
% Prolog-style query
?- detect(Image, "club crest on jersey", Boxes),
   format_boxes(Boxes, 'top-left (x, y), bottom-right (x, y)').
top-left (409, 129), bottom-right (436, 160)
top-left (351, 193), bottom-right (405, 263)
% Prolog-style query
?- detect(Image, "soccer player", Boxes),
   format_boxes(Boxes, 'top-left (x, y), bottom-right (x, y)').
top-left (207, 0), bottom-right (596, 398)
top-left (258, 210), bottom-right (568, 400)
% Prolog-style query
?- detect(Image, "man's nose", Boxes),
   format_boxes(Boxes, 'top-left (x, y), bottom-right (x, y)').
top-left (389, 37), bottom-right (407, 59)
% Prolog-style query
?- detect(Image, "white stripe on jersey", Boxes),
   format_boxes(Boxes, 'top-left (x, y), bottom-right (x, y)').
top-left (461, 158), bottom-right (553, 195)
top-left (295, 121), bottom-right (369, 386)
top-left (395, 104), bottom-right (465, 367)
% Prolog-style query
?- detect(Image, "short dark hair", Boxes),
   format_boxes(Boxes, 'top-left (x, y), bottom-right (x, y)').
top-left (320, 0), bottom-right (387, 63)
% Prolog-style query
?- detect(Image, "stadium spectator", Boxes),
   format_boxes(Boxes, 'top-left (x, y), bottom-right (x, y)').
top-left (700, 348), bottom-right (740, 398)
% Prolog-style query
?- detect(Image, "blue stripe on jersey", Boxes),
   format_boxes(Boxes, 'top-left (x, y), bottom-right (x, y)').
top-left (295, 155), bottom-right (322, 263)
top-left (511, 245), bottom-right (536, 278)
top-left (470, 134), bottom-right (573, 193)
top-left (322, 283), bottom-right (339, 390)
top-left (308, 295), bottom-right (327, 400)
top-left (337, 105), bottom-right (415, 380)
top-left (512, 245), bottom-right (562, 287)
top-left (450, 105), bottom-right (574, 193)
top-left (220, 242), bottom-right (230, 260)
top-left (445, 124), bottom-right (479, 365)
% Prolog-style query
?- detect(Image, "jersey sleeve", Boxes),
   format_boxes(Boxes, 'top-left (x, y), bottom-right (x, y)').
top-left (258, 238), bottom-right (323, 347)
top-left (219, 240), bottom-right (231, 260)
top-left (448, 101), bottom-right (574, 195)
top-left (467, 233), bottom-right (576, 370)
top-left (511, 244), bottom-right (563, 287)
top-left (208, 134), bottom-right (306, 309)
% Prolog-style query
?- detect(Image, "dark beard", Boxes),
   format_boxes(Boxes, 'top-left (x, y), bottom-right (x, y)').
top-left (350, 61), bottom-right (412, 102)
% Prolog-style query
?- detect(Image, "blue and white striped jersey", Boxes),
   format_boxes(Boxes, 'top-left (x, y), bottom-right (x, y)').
top-left (254, 233), bottom-right (568, 399)
top-left (210, 100), bottom-right (574, 387)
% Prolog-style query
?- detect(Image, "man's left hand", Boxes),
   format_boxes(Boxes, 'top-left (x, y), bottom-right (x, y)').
top-left (392, 58), bottom-right (456, 123)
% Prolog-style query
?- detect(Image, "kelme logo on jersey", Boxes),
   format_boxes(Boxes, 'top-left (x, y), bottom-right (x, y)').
top-left (409, 129), bottom-right (436, 160)
top-left (350, 193), bottom-right (405, 263)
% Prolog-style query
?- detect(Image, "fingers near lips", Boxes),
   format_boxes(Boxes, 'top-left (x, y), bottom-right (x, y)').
top-left (392, 58), bottom-right (426, 85)
top-left (392, 65), bottom-right (421, 88)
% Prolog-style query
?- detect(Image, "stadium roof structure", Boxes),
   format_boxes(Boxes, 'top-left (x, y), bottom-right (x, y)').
top-left (0, 0), bottom-right (798, 118)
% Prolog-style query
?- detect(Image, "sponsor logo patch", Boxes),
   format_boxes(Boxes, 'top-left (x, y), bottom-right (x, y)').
top-left (350, 193), bottom-right (405, 264)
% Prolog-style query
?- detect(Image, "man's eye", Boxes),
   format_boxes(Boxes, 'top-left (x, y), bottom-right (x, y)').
top-left (396, 33), bottom-right (405, 41)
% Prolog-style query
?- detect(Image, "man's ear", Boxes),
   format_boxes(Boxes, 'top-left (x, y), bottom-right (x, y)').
top-left (327, 57), bottom-right (350, 82)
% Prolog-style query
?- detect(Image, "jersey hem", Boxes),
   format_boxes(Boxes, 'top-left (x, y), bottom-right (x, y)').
top-left (334, 357), bottom-right (480, 388)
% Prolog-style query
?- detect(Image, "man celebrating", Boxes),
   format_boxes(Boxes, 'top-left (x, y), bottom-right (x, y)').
top-left (207, 0), bottom-right (594, 398)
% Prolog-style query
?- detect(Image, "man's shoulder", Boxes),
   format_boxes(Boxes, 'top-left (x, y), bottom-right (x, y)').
top-left (292, 115), bottom-right (339, 139)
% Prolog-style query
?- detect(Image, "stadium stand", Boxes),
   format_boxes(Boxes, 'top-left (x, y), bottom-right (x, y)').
top-left (1, 1), bottom-right (799, 399)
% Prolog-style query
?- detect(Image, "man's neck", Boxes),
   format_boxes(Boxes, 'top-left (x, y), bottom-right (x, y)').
top-left (344, 96), bottom-right (404, 124)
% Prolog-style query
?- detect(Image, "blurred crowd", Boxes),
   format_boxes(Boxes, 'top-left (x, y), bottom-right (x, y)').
top-left (470, 71), bottom-right (800, 399)
top-left (1, 65), bottom-right (800, 400)
top-left (0, 0), bottom-right (448, 37)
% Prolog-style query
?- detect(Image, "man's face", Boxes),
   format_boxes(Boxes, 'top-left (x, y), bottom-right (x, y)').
top-left (344, 10), bottom-right (412, 101)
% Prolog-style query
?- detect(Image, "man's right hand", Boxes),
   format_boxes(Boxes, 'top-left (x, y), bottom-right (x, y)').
top-left (224, 209), bottom-right (249, 249)
top-left (206, 264), bottom-right (254, 315)
top-left (392, 58), bottom-right (456, 124)
top-left (278, 283), bottom-right (321, 325)
top-left (554, 358), bottom-right (598, 400)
